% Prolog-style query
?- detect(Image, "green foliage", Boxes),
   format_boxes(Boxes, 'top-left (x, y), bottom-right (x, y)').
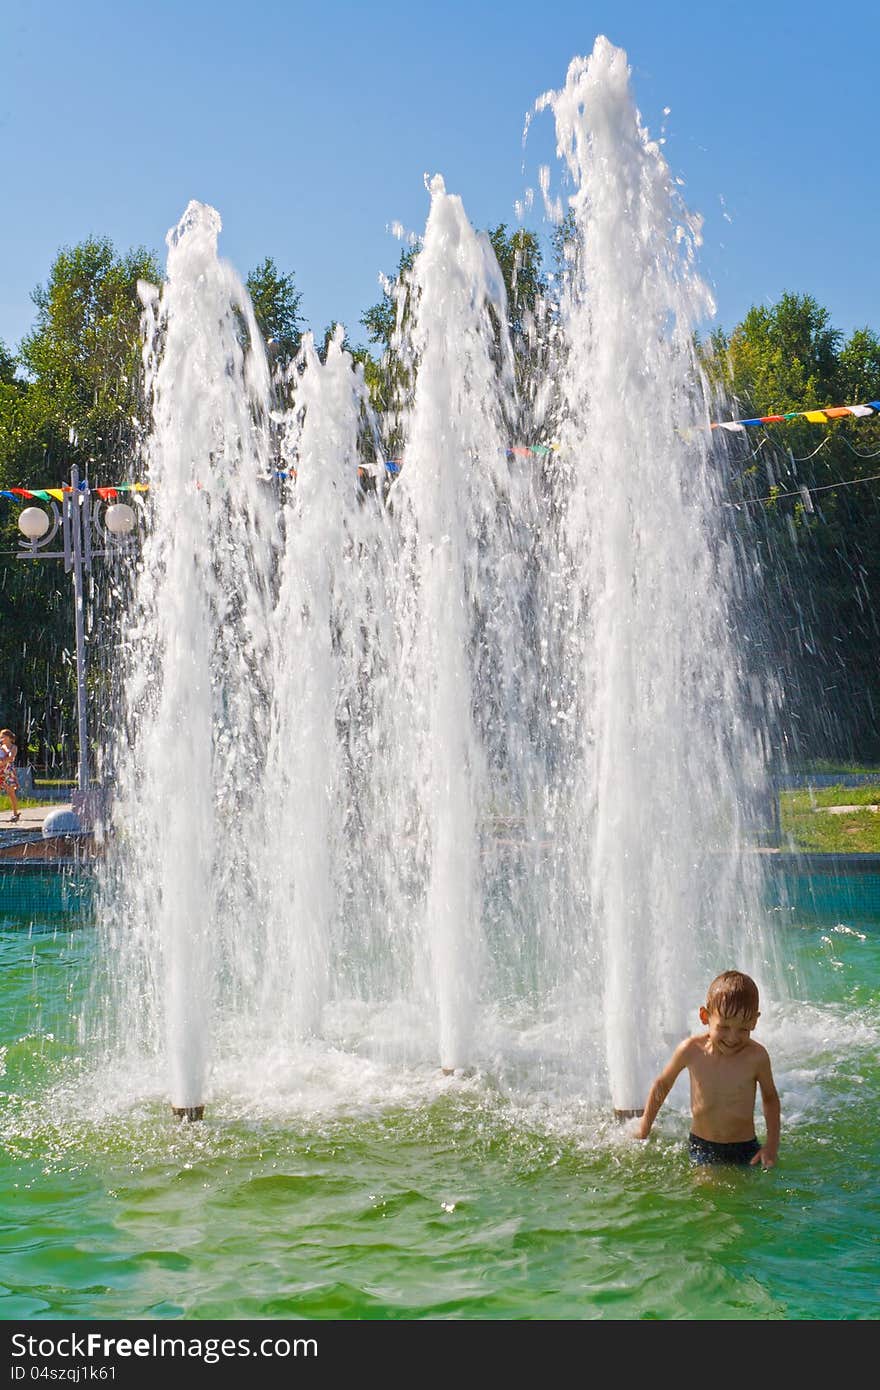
top-left (725, 293), bottom-right (841, 414)
top-left (0, 341), bottom-right (17, 384)
top-left (359, 246), bottom-right (419, 455)
top-left (550, 209), bottom-right (577, 287)
top-left (245, 257), bottom-right (303, 368)
top-left (360, 246), bottom-right (418, 354)
top-left (0, 377), bottom-right (44, 477)
top-left (317, 321), bottom-right (354, 362)
top-left (486, 224), bottom-right (551, 436)
top-left (17, 236), bottom-right (160, 474)
top-left (360, 229), bottom-right (551, 448)
top-left (486, 224), bottom-right (546, 339)
top-left (837, 327), bottom-right (880, 402)
top-left (709, 293), bottom-right (880, 763)
top-left (0, 794), bottom-right (53, 812)
top-left (0, 236), bottom-right (159, 773)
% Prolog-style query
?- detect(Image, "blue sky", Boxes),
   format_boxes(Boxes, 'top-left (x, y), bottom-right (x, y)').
top-left (2, 0), bottom-right (877, 360)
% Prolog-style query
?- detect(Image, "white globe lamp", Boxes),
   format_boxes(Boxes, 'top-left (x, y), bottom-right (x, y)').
top-left (18, 506), bottom-right (51, 541)
top-left (105, 502), bottom-right (136, 535)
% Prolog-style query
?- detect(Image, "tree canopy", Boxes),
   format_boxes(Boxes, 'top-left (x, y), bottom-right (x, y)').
top-left (17, 237), bottom-right (161, 477)
top-left (245, 256), bottom-right (304, 369)
top-left (702, 293), bottom-right (880, 761)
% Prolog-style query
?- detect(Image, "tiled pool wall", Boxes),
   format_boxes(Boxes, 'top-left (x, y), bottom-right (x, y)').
top-left (2, 855), bottom-right (879, 930)
top-left (0, 863), bottom-right (96, 928)
top-left (764, 857), bottom-right (880, 922)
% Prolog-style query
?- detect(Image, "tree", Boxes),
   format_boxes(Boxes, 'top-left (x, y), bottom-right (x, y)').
top-left (1, 237), bottom-right (160, 773)
top-left (17, 236), bottom-right (160, 475)
top-left (837, 327), bottom-right (880, 403)
top-left (317, 321), bottom-right (354, 363)
top-left (360, 246), bottom-right (418, 355)
top-left (360, 229), bottom-right (551, 450)
top-left (359, 246), bottom-right (420, 455)
top-left (0, 350), bottom-right (41, 479)
top-left (485, 223), bottom-right (550, 438)
top-left (245, 257), bottom-right (304, 369)
top-left (709, 296), bottom-right (880, 762)
top-left (486, 224), bottom-right (546, 341)
top-left (722, 292), bottom-right (841, 416)
top-left (0, 341), bottom-right (17, 385)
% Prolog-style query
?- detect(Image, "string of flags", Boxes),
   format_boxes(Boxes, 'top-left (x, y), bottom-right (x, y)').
top-left (3, 404), bottom-right (878, 498)
top-left (1, 482), bottom-right (149, 502)
top-left (710, 400), bottom-right (880, 432)
top-left (6, 451), bottom-right (556, 494)
top-left (355, 448), bottom-right (555, 482)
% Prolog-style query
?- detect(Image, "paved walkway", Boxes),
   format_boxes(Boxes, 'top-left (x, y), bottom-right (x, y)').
top-left (1, 803), bottom-right (74, 833)
top-left (0, 802), bottom-right (100, 863)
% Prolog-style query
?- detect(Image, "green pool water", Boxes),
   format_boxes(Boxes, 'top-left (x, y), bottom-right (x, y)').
top-left (0, 883), bottom-right (877, 1321)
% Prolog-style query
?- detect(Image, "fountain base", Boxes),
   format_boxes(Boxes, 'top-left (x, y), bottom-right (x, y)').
top-left (613, 1109), bottom-right (645, 1121)
top-left (172, 1105), bottom-right (205, 1122)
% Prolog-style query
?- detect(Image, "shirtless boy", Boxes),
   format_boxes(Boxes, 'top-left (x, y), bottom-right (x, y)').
top-left (636, 969), bottom-right (780, 1168)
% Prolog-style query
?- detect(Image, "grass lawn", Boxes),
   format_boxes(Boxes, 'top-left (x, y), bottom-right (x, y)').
top-left (0, 795), bottom-right (58, 812)
top-left (780, 784), bottom-right (880, 853)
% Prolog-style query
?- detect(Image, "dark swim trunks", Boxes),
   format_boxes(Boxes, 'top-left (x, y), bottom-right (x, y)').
top-left (688, 1133), bottom-right (761, 1166)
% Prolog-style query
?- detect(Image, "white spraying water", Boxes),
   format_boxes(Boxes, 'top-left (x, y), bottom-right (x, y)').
top-left (92, 40), bottom-right (786, 1120)
top-left (256, 327), bottom-right (380, 1043)
top-left (379, 176), bottom-right (523, 1069)
top-left (97, 201), bottom-right (277, 1110)
top-left (537, 38), bottom-right (782, 1108)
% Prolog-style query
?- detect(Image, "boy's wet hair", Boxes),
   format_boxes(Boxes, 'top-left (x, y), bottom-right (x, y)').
top-left (705, 970), bottom-right (759, 1019)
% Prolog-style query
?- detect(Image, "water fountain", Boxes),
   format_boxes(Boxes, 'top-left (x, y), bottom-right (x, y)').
top-left (94, 36), bottom-right (786, 1123)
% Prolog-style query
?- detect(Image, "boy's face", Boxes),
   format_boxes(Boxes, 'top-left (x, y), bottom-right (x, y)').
top-left (699, 1007), bottom-right (759, 1054)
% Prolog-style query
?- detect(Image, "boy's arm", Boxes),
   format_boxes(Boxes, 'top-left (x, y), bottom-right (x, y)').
top-left (637, 1041), bottom-right (691, 1140)
top-left (751, 1047), bottom-right (780, 1168)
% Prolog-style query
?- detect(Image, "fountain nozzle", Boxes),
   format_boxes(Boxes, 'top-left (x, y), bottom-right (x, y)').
top-left (172, 1105), bottom-right (205, 1122)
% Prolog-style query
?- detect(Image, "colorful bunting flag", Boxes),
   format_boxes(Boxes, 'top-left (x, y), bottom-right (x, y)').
top-left (1, 482), bottom-right (149, 501)
top-left (2, 406), bottom-right (877, 501)
top-left (711, 401), bottom-right (880, 432)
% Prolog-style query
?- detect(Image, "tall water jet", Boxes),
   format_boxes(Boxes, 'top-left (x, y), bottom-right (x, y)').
top-left (537, 38), bottom-right (782, 1112)
top-left (258, 327), bottom-right (379, 1043)
top-left (388, 177), bottom-right (519, 1070)
top-left (99, 201), bottom-right (276, 1116)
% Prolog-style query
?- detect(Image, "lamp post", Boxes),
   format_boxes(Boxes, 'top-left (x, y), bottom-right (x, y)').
top-left (16, 464), bottom-right (139, 793)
